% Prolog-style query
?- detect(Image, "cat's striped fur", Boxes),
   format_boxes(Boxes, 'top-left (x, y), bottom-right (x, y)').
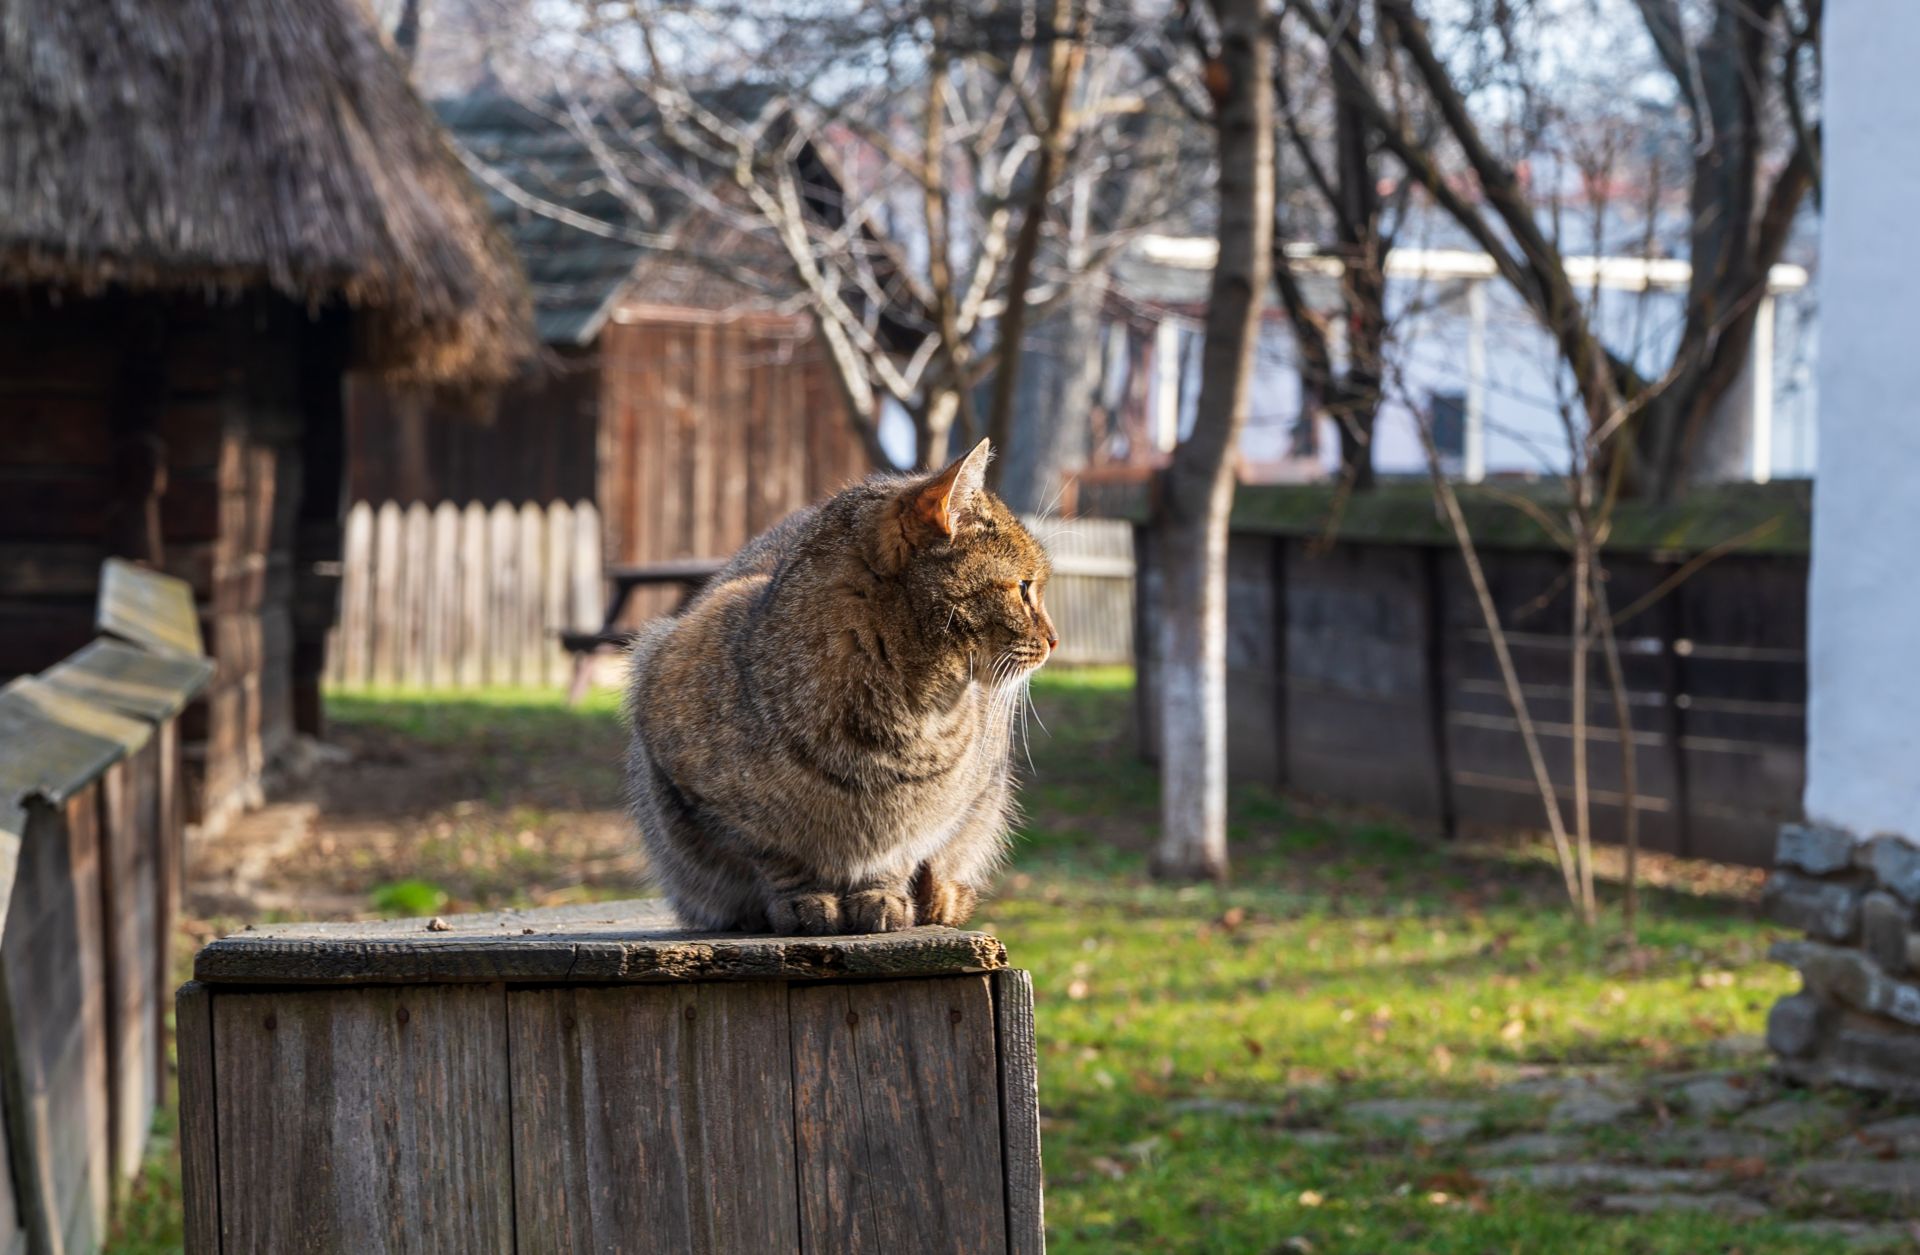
top-left (624, 440), bottom-right (1058, 934)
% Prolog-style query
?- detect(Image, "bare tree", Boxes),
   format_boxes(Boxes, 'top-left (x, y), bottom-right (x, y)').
top-left (982, 0), bottom-right (1094, 482)
top-left (1296, 0), bottom-right (1819, 500)
top-left (510, 0), bottom-right (1182, 471)
top-left (1150, 0), bottom-right (1274, 883)
top-left (1267, 0), bottom-right (1409, 491)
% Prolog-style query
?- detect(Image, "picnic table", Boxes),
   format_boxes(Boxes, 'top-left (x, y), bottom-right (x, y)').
top-left (561, 557), bottom-right (726, 703)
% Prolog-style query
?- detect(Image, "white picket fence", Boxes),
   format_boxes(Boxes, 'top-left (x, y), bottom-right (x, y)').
top-left (324, 501), bottom-right (1132, 691)
top-left (325, 500), bottom-right (604, 690)
top-left (1027, 515), bottom-right (1135, 666)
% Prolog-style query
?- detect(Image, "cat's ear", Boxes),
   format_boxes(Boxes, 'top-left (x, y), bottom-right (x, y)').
top-left (907, 438), bottom-right (992, 540)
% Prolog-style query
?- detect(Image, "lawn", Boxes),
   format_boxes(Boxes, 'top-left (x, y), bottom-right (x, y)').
top-left (112, 668), bottom-right (1890, 1253)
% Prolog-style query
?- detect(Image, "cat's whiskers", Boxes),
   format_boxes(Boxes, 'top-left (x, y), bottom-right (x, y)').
top-left (1024, 681), bottom-right (1049, 739)
top-left (1014, 674), bottom-right (1038, 776)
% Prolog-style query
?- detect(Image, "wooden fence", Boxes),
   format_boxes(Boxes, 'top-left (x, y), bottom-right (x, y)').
top-left (1028, 517), bottom-right (1134, 666)
top-left (0, 560), bottom-right (212, 1254)
top-left (1133, 485), bottom-right (1812, 868)
top-left (324, 501), bottom-right (604, 690)
top-left (325, 503), bottom-right (1134, 689)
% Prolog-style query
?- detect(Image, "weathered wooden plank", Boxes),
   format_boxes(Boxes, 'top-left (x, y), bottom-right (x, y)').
top-left (37, 639), bottom-right (213, 723)
top-left (174, 982), bottom-right (220, 1255)
top-left (518, 502), bottom-right (547, 686)
top-left (543, 500), bottom-right (573, 688)
top-left (488, 502), bottom-right (518, 686)
top-left (459, 502), bottom-right (488, 690)
top-left (212, 984), bottom-right (513, 1253)
top-left (993, 969), bottom-right (1045, 1255)
top-left (99, 750), bottom-right (162, 1194)
top-left (425, 502), bottom-right (460, 689)
top-left (154, 721), bottom-right (183, 1090)
top-left (334, 501), bottom-right (373, 686)
top-left (509, 982), bottom-right (799, 1253)
top-left (370, 501), bottom-right (402, 688)
top-left (0, 795), bottom-right (111, 1255)
top-left (0, 1076), bottom-right (24, 1255)
top-left (400, 503), bottom-right (431, 689)
top-left (0, 682), bottom-right (137, 806)
top-left (96, 558), bottom-right (204, 660)
top-left (790, 976), bottom-right (1006, 1255)
top-left (193, 899), bottom-right (1008, 986)
top-left (570, 501), bottom-right (603, 636)
top-left (0, 798), bottom-right (28, 1255)
top-left (3, 675), bottom-right (152, 756)
top-left (0, 802), bottom-right (19, 955)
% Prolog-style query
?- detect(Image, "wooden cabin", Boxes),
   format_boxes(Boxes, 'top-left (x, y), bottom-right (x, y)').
top-left (344, 96), bottom-right (872, 631)
top-left (0, 0), bottom-right (530, 828)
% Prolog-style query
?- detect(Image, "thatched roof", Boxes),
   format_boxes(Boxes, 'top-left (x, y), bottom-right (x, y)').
top-left (0, 0), bottom-right (532, 384)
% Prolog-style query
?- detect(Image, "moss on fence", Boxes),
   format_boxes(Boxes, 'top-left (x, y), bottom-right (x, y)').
top-left (1102, 479), bottom-right (1812, 557)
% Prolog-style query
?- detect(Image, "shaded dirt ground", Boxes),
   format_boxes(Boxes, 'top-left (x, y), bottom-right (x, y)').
top-left (187, 689), bottom-right (645, 925)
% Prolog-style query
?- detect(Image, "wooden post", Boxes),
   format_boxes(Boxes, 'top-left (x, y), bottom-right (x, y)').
top-left (1421, 545), bottom-right (1459, 838)
top-left (179, 901), bottom-right (1043, 1254)
top-left (1657, 560), bottom-right (1696, 860)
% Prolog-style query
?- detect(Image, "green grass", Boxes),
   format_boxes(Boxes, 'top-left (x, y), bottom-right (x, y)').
top-left (111, 669), bottom-right (1830, 1253)
top-left (986, 668), bottom-right (1817, 1252)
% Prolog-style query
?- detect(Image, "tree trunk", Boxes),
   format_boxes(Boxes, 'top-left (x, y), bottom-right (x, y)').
top-left (914, 386), bottom-right (961, 471)
top-left (997, 276), bottom-right (1107, 513)
top-left (1333, 380), bottom-right (1379, 491)
top-left (1150, 0), bottom-right (1274, 883)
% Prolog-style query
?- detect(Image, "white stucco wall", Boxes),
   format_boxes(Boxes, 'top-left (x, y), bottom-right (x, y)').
top-left (1803, 3), bottom-right (1920, 838)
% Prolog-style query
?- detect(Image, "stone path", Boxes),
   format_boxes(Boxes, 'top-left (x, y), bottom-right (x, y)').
top-left (1282, 1050), bottom-right (1920, 1248)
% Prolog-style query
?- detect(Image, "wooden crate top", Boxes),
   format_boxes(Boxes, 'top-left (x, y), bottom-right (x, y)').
top-left (193, 900), bottom-right (1010, 986)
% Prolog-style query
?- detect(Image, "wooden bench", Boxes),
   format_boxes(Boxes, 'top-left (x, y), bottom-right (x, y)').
top-left (562, 559), bottom-right (725, 704)
top-left (178, 901), bottom-right (1044, 1253)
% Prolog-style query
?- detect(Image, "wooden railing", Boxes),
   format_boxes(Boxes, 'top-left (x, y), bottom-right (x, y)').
top-left (325, 501), bottom-right (1135, 691)
top-left (0, 560), bottom-right (212, 1254)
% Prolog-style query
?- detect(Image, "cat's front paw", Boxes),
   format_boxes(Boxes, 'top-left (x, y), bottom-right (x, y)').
top-left (768, 891), bottom-right (843, 935)
top-left (842, 887), bottom-right (916, 933)
top-left (913, 874), bottom-right (978, 928)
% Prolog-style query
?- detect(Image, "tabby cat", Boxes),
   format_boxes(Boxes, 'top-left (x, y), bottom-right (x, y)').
top-left (624, 439), bottom-right (1057, 935)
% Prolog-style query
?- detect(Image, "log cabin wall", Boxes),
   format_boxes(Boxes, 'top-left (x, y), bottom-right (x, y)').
top-left (0, 288), bottom-right (349, 829)
top-left (597, 308), bottom-right (870, 623)
top-left (344, 347), bottom-right (601, 507)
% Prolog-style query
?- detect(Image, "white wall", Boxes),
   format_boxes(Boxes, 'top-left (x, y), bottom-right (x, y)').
top-left (1803, 2), bottom-right (1920, 838)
